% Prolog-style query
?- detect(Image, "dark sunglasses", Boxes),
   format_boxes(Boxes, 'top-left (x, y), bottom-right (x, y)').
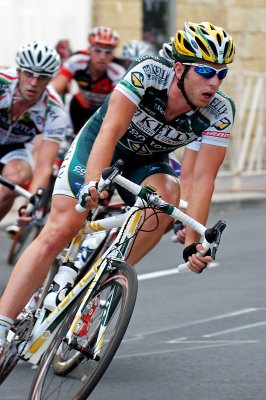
top-left (183, 63), bottom-right (228, 80)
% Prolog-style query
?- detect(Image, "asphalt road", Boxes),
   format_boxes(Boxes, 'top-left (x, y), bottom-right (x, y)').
top-left (0, 200), bottom-right (266, 400)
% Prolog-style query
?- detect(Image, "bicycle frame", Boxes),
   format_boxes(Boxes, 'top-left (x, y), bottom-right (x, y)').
top-left (0, 174), bottom-right (45, 216)
top-left (0, 174), bottom-right (32, 200)
top-left (19, 172), bottom-right (224, 366)
top-left (20, 200), bottom-right (143, 364)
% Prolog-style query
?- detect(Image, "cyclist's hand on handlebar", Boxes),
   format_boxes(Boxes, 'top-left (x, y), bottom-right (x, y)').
top-left (183, 243), bottom-right (213, 274)
top-left (17, 205), bottom-right (33, 226)
top-left (172, 221), bottom-right (186, 244)
top-left (77, 181), bottom-right (109, 211)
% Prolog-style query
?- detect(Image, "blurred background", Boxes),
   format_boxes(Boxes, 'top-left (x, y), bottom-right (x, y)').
top-left (0, 0), bottom-right (265, 193)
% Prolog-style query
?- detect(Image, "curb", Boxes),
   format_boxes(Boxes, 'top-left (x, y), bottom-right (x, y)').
top-left (1, 192), bottom-right (266, 229)
top-left (212, 191), bottom-right (266, 206)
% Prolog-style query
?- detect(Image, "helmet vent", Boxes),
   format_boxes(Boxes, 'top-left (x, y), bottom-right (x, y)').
top-left (208, 41), bottom-right (218, 58)
top-left (222, 30), bottom-right (228, 38)
top-left (228, 44), bottom-right (235, 59)
top-left (223, 41), bottom-right (229, 58)
top-left (216, 34), bottom-right (222, 46)
top-left (195, 37), bottom-right (209, 56)
top-left (37, 51), bottom-right (43, 63)
top-left (183, 38), bottom-right (195, 54)
top-left (27, 51), bottom-right (34, 65)
top-left (199, 27), bottom-right (209, 36)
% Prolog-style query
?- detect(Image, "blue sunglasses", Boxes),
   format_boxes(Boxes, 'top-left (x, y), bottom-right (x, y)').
top-left (183, 63), bottom-right (228, 80)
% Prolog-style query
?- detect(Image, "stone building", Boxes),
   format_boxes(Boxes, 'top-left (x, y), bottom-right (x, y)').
top-left (0, 0), bottom-right (264, 178)
top-left (91, 0), bottom-right (266, 179)
top-left (91, 0), bottom-right (266, 73)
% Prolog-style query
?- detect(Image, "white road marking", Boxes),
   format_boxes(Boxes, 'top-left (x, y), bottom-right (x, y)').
top-left (115, 340), bottom-right (257, 359)
top-left (167, 338), bottom-right (258, 344)
top-left (123, 308), bottom-right (259, 342)
top-left (137, 262), bottom-right (218, 281)
top-left (203, 320), bottom-right (266, 338)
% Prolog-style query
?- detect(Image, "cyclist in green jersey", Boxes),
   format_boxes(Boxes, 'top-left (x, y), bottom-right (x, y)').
top-left (0, 22), bottom-right (235, 354)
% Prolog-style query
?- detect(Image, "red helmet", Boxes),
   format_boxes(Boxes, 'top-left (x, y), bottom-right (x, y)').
top-left (88, 26), bottom-right (120, 49)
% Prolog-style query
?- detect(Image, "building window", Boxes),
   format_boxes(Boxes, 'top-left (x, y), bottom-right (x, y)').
top-left (142, 0), bottom-right (170, 49)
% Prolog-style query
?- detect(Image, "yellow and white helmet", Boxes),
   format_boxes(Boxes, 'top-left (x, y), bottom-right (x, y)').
top-left (172, 22), bottom-right (235, 64)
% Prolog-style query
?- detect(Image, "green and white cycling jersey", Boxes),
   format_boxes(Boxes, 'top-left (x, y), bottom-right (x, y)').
top-left (53, 55), bottom-right (236, 203)
top-left (114, 55), bottom-right (236, 156)
top-left (0, 69), bottom-right (67, 146)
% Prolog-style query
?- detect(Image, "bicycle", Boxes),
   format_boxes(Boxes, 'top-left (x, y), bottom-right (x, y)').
top-left (4, 150), bottom-right (68, 265)
top-left (0, 175), bottom-right (48, 265)
top-left (0, 160), bottom-right (226, 399)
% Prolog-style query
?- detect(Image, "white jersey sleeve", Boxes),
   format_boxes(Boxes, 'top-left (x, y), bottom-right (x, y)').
top-left (42, 85), bottom-right (68, 144)
top-left (115, 55), bottom-right (174, 106)
top-left (187, 89), bottom-right (235, 151)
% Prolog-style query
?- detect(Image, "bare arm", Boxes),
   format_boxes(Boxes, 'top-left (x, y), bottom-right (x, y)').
top-left (29, 139), bottom-right (59, 193)
top-left (78, 90), bottom-right (137, 209)
top-left (52, 74), bottom-right (71, 95)
top-left (85, 90), bottom-right (137, 182)
top-left (180, 144), bottom-right (226, 245)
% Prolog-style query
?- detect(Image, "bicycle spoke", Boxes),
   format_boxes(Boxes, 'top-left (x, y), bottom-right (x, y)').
top-left (29, 262), bottom-right (137, 400)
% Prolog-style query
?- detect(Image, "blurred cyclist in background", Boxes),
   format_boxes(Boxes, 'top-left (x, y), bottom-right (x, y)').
top-left (55, 39), bottom-right (72, 63)
top-left (52, 26), bottom-right (126, 134)
top-left (0, 41), bottom-right (68, 222)
top-left (120, 39), bottom-right (157, 69)
top-left (158, 39), bottom-right (175, 62)
top-left (54, 39), bottom-right (73, 105)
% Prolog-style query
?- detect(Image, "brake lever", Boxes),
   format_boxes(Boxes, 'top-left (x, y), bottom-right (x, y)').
top-left (204, 220), bottom-right (226, 260)
top-left (26, 188), bottom-right (45, 215)
top-left (100, 159), bottom-right (124, 193)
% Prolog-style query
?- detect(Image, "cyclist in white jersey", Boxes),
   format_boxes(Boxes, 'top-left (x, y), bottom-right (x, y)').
top-left (0, 22), bottom-right (236, 353)
top-left (0, 41), bottom-right (68, 222)
top-left (120, 39), bottom-right (157, 69)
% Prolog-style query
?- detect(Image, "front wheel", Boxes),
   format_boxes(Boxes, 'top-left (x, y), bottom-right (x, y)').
top-left (29, 261), bottom-right (138, 400)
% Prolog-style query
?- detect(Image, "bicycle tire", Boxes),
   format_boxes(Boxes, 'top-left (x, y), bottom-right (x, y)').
top-left (0, 317), bottom-right (35, 384)
top-left (0, 255), bottom-right (62, 385)
top-left (7, 174), bottom-right (55, 266)
top-left (28, 261), bottom-right (138, 400)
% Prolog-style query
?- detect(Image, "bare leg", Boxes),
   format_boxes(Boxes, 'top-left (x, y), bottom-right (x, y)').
top-left (0, 195), bottom-right (86, 320)
top-left (127, 173), bottom-right (180, 265)
top-left (0, 159), bottom-right (32, 220)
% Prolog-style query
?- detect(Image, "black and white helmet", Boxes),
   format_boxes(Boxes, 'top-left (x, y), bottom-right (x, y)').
top-left (121, 40), bottom-right (157, 61)
top-left (159, 42), bottom-right (175, 61)
top-left (16, 41), bottom-right (61, 76)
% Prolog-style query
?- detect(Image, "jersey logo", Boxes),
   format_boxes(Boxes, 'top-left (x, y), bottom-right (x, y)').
top-left (213, 117), bottom-right (230, 131)
top-left (127, 139), bottom-right (151, 155)
top-left (131, 72), bottom-right (144, 88)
